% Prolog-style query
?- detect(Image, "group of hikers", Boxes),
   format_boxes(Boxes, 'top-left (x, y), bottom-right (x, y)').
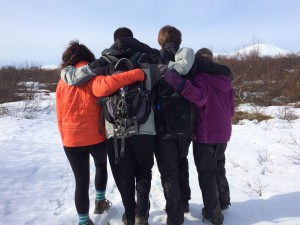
top-left (56, 25), bottom-right (235, 225)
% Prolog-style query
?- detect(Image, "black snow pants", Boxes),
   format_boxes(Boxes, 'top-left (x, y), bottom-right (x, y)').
top-left (155, 135), bottom-right (191, 225)
top-left (107, 135), bottom-right (154, 221)
top-left (193, 142), bottom-right (230, 218)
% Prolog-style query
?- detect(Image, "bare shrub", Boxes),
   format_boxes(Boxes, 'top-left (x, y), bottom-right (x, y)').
top-left (278, 105), bottom-right (299, 121)
top-left (0, 65), bottom-right (60, 104)
top-left (228, 157), bottom-right (249, 172)
top-left (244, 177), bottom-right (270, 196)
top-left (10, 94), bottom-right (55, 119)
top-left (257, 149), bottom-right (273, 165)
top-left (0, 66), bottom-right (24, 103)
top-left (0, 106), bottom-right (9, 117)
top-left (256, 149), bottom-right (275, 174)
top-left (286, 134), bottom-right (300, 164)
top-left (217, 48), bottom-right (300, 107)
top-left (232, 111), bottom-right (273, 124)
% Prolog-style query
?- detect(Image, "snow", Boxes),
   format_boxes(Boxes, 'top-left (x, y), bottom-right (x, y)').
top-left (41, 65), bottom-right (59, 70)
top-left (231, 44), bottom-right (291, 57)
top-left (214, 43), bottom-right (292, 58)
top-left (0, 93), bottom-right (300, 225)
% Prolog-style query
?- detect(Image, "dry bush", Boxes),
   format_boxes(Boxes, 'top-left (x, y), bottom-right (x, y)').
top-left (232, 111), bottom-right (273, 124)
top-left (1, 52), bottom-right (300, 122)
top-left (0, 65), bottom-right (60, 103)
top-left (0, 66), bottom-right (24, 103)
top-left (24, 67), bottom-right (60, 92)
top-left (217, 51), bottom-right (300, 107)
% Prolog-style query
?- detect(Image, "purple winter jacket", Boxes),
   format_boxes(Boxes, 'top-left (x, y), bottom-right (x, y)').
top-left (180, 72), bottom-right (234, 144)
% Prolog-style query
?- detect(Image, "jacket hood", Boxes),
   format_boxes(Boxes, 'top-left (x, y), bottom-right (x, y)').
top-left (112, 37), bottom-right (159, 54)
top-left (201, 73), bottom-right (232, 92)
top-left (163, 42), bottom-right (179, 53)
top-left (101, 37), bottom-right (160, 59)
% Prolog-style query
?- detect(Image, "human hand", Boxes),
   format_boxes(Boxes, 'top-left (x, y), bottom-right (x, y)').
top-left (164, 69), bottom-right (186, 92)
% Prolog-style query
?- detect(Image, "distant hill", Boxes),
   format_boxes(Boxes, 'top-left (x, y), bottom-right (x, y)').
top-left (41, 64), bottom-right (59, 70)
top-left (41, 44), bottom-right (294, 68)
top-left (217, 43), bottom-right (291, 57)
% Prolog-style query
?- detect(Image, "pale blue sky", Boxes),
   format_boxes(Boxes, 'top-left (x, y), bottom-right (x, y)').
top-left (1, 0), bottom-right (299, 66)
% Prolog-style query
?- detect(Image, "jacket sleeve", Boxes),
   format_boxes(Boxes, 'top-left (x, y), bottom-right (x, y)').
top-left (89, 68), bottom-right (145, 97)
top-left (55, 83), bottom-right (63, 140)
top-left (179, 76), bottom-right (208, 108)
top-left (60, 57), bottom-right (109, 86)
top-left (60, 65), bottom-right (98, 86)
top-left (194, 59), bottom-right (232, 77)
top-left (168, 47), bottom-right (195, 75)
top-left (116, 37), bottom-right (159, 54)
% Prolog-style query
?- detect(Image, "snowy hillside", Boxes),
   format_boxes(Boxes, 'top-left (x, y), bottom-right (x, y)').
top-left (217, 44), bottom-right (291, 57)
top-left (41, 64), bottom-right (59, 70)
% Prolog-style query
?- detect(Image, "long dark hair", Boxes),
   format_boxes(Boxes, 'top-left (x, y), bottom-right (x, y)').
top-left (61, 40), bottom-right (96, 68)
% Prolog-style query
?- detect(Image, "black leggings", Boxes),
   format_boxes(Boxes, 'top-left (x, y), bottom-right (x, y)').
top-left (64, 141), bottom-right (108, 214)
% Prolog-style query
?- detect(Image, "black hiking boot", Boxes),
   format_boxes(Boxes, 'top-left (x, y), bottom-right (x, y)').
top-left (78, 219), bottom-right (94, 225)
top-left (202, 207), bottom-right (224, 225)
top-left (122, 213), bottom-right (135, 225)
top-left (94, 199), bottom-right (112, 214)
top-left (134, 214), bottom-right (149, 225)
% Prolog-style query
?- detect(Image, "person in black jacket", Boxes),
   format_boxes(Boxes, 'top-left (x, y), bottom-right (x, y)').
top-left (112, 25), bottom-right (195, 225)
top-left (105, 27), bottom-right (194, 225)
top-left (151, 25), bottom-right (191, 225)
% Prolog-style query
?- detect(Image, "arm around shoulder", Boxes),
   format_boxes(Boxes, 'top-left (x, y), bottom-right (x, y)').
top-left (168, 47), bottom-right (195, 75)
top-left (89, 69), bottom-right (145, 97)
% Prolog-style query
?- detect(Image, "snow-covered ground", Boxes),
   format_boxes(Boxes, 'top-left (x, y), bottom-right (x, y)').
top-left (0, 93), bottom-right (300, 225)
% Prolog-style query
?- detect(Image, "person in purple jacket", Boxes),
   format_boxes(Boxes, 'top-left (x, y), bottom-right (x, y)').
top-left (164, 48), bottom-right (234, 225)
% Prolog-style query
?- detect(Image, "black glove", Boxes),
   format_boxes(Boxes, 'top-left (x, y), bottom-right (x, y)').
top-left (164, 69), bottom-right (186, 92)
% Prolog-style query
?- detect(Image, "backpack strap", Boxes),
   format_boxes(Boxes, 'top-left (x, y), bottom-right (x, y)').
top-left (113, 134), bottom-right (126, 165)
top-left (120, 137), bottom-right (125, 158)
top-left (113, 131), bottom-right (119, 164)
top-left (98, 97), bottom-right (108, 134)
top-left (133, 117), bottom-right (139, 134)
top-left (101, 54), bottom-right (119, 64)
top-left (130, 52), bottom-right (149, 65)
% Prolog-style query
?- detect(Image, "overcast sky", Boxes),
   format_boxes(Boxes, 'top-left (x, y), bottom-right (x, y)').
top-left (1, 0), bottom-right (300, 66)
